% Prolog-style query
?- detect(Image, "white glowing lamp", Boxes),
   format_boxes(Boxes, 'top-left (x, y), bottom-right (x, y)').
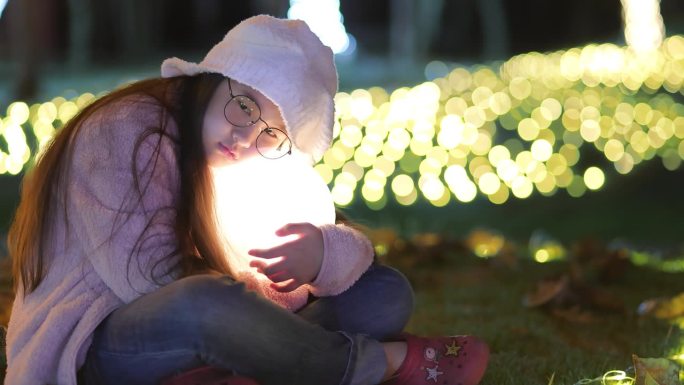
top-left (212, 155), bottom-right (336, 266)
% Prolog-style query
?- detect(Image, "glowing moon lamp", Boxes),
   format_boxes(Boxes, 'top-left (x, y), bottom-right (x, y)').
top-left (212, 155), bottom-right (336, 266)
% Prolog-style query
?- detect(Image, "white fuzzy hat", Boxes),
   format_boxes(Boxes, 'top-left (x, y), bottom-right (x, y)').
top-left (161, 15), bottom-right (338, 162)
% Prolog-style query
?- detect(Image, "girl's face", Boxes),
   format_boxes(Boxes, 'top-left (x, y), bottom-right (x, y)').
top-left (202, 78), bottom-right (287, 168)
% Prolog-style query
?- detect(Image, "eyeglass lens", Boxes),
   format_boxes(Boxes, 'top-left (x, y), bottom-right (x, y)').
top-left (224, 82), bottom-right (292, 159)
top-left (224, 96), bottom-right (261, 127)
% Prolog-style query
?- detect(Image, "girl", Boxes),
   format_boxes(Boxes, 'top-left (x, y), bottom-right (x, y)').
top-left (5, 15), bottom-right (489, 385)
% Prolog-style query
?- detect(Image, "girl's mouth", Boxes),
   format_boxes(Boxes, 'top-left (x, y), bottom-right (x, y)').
top-left (219, 143), bottom-right (237, 160)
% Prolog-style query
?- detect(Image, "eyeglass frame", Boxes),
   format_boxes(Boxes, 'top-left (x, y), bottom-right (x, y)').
top-left (224, 78), bottom-right (292, 159)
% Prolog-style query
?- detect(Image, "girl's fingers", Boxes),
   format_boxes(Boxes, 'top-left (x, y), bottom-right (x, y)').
top-left (270, 279), bottom-right (300, 293)
top-left (249, 259), bottom-right (267, 269)
top-left (267, 270), bottom-right (291, 283)
top-left (275, 222), bottom-right (312, 236)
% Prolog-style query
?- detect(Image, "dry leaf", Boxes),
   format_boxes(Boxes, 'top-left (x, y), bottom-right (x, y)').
top-left (523, 275), bottom-right (570, 307)
top-left (523, 274), bottom-right (626, 314)
top-left (632, 354), bottom-right (681, 385)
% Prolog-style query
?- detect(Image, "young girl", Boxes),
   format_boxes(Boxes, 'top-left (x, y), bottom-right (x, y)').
top-left (5, 15), bottom-right (489, 385)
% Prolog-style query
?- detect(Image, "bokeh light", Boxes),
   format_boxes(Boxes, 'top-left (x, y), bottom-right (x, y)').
top-left (3, 35), bottom-right (684, 210)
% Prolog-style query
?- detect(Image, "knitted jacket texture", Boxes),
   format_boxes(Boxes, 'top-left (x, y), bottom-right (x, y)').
top-left (4, 95), bottom-right (374, 385)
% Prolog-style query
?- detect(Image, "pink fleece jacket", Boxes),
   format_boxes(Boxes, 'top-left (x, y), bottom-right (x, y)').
top-left (5, 95), bottom-right (374, 385)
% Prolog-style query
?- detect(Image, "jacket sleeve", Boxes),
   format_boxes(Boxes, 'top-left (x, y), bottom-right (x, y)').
top-left (67, 97), bottom-right (182, 303)
top-left (305, 223), bottom-right (375, 297)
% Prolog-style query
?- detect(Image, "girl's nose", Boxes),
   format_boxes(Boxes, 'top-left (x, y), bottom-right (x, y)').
top-left (232, 126), bottom-right (259, 148)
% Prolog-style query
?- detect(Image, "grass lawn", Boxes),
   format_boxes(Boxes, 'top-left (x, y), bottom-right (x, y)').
top-left (397, 251), bottom-right (683, 385)
top-left (0, 165), bottom-right (682, 384)
top-left (0, 241), bottom-right (682, 384)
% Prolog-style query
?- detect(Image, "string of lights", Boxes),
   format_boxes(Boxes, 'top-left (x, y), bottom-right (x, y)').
top-left (1, 37), bottom-right (683, 210)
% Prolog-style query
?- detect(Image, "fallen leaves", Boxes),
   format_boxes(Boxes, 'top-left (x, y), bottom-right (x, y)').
top-left (523, 272), bottom-right (626, 315)
top-left (633, 355), bottom-right (681, 385)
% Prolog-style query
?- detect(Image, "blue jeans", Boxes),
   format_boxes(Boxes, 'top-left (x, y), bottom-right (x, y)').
top-left (77, 264), bottom-right (414, 385)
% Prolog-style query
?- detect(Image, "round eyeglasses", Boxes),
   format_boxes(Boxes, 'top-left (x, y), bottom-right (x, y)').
top-left (224, 79), bottom-right (293, 160)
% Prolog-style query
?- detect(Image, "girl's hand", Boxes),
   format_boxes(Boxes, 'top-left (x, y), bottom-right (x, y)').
top-left (247, 222), bottom-right (324, 293)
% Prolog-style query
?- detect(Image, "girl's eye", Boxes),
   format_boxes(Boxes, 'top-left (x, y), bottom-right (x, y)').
top-left (239, 102), bottom-right (251, 115)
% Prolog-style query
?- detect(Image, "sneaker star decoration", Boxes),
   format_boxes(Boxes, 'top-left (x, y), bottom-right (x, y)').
top-left (444, 340), bottom-right (462, 357)
top-left (425, 365), bottom-right (444, 382)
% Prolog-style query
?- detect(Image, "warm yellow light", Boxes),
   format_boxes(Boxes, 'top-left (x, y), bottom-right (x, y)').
top-left (488, 92), bottom-right (511, 115)
top-left (445, 97), bottom-right (468, 116)
top-left (518, 118), bottom-right (540, 141)
top-left (560, 143), bottom-right (581, 167)
top-left (535, 250), bottom-right (550, 263)
top-left (37, 102), bottom-right (58, 123)
top-left (488, 184), bottom-right (510, 204)
top-left (478, 172), bottom-right (501, 195)
top-left (372, 155), bottom-right (396, 177)
top-left (531, 139), bottom-right (553, 161)
top-left (622, 0), bottom-right (665, 54)
top-left (496, 159), bottom-right (519, 183)
top-left (353, 144), bottom-right (377, 168)
top-left (509, 77), bottom-right (532, 100)
top-left (464, 106), bottom-right (486, 129)
top-left (342, 161), bottom-right (364, 181)
top-left (350, 88), bottom-right (375, 122)
top-left (438, 114), bottom-right (465, 148)
top-left (419, 174), bottom-right (445, 201)
top-left (395, 188), bottom-right (418, 206)
top-left (361, 182), bottom-right (385, 202)
top-left (584, 167), bottom-right (606, 190)
top-left (419, 157), bottom-right (442, 176)
top-left (540, 98), bottom-right (563, 121)
top-left (471, 133), bottom-right (492, 156)
top-left (615, 153), bottom-right (635, 174)
top-left (7, 102), bottom-right (30, 125)
top-left (340, 124), bottom-right (363, 148)
top-left (314, 163), bottom-right (333, 184)
top-left (388, 127), bottom-right (411, 150)
top-left (511, 176), bottom-right (534, 198)
top-left (546, 154), bottom-right (568, 175)
top-left (213, 156), bottom-right (336, 267)
top-left (451, 179), bottom-right (477, 203)
top-left (391, 174), bottom-right (415, 197)
top-left (535, 173), bottom-right (556, 194)
top-left (57, 101), bottom-right (78, 123)
top-left (466, 229), bottom-right (505, 258)
top-left (580, 120), bottom-right (601, 142)
top-left (0, 153), bottom-right (7, 175)
top-left (604, 139), bottom-right (625, 161)
top-left (331, 184), bottom-right (354, 206)
top-left (76, 93), bottom-right (96, 108)
top-left (488, 145), bottom-right (511, 167)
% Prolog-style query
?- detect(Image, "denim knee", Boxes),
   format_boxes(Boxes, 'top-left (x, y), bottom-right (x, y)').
top-left (157, 274), bottom-right (252, 331)
top-left (365, 265), bottom-right (415, 334)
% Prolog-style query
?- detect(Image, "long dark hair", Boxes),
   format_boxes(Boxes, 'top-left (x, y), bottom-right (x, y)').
top-left (8, 73), bottom-right (234, 297)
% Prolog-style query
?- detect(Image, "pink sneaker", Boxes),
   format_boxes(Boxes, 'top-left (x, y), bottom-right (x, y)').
top-left (159, 365), bottom-right (260, 385)
top-left (382, 333), bottom-right (489, 385)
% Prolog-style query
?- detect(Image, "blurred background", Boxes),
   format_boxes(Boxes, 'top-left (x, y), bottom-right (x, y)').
top-left (1, 0), bottom-right (684, 257)
top-left (2, 2), bottom-right (684, 383)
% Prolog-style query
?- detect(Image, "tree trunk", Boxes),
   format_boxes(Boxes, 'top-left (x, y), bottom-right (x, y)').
top-left (390, 0), bottom-right (416, 68)
top-left (68, 0), bottom-right (93, 69)
top-left (415, 0), bottom-right (444, 62)
top-left (477, 0), bottom-right (509, 60)
top-left (8, 0), bottom-right (39, 101)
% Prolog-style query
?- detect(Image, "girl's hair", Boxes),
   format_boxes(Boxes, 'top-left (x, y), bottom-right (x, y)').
top-left (8, 72), bottom-right (234, 297)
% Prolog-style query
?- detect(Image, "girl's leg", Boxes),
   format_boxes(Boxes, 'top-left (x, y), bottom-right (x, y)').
top-left (78, 274), bottom-right (387, 385)
top-left (296, 263), bottom-right (415, 341)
